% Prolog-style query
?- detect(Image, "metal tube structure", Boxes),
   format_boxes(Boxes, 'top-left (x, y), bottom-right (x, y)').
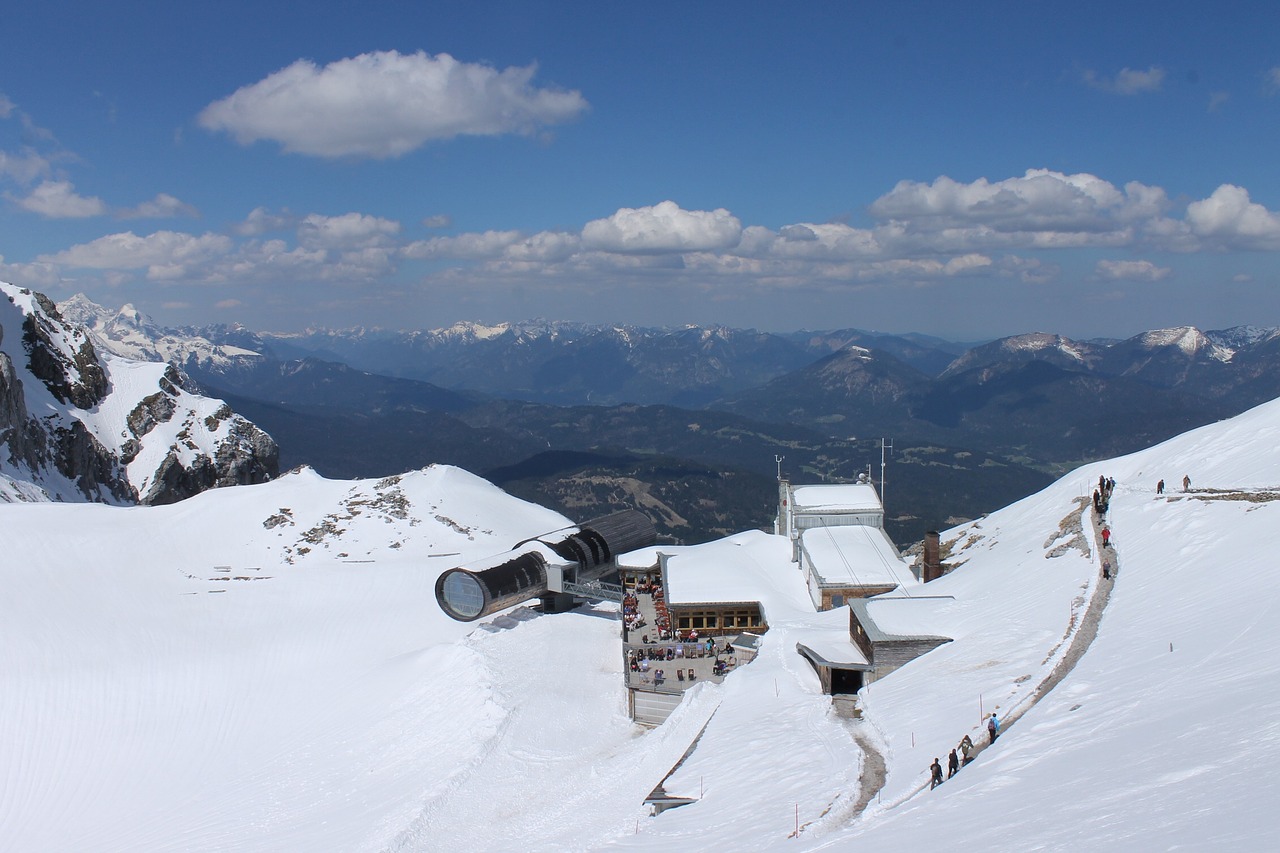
top-left (435, 510), bottom-right (655, 622)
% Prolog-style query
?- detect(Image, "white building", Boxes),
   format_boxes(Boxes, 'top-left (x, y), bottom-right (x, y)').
top-left (776, 477), bottom-right (918, 610)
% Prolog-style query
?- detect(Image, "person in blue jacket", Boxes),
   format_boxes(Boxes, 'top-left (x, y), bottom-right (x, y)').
top-left (988, 712), bottom-right (1000, 743)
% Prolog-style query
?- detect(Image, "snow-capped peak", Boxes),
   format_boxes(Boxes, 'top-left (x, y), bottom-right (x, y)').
top-left (1138, 326), bottom-right (1234, 362)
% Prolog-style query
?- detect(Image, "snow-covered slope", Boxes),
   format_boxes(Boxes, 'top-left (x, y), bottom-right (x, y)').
top-left (0, 465), bottom-right (574, 851)
top-left (4, 395), bottom-right (1280, 849)
top-left (1, 283), bottom-right (277, 504)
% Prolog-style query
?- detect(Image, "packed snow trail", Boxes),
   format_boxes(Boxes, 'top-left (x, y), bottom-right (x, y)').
top-left (870, 495), bottom-right (1119, 808)
top-left (846, 729), bottom-right (886, 818)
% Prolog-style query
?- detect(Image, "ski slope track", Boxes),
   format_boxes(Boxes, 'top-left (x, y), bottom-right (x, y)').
top-left (5, 396), bottom-right (1280, 849)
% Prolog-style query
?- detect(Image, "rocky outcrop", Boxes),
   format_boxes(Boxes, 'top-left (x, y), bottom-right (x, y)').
top-left (0, 282), bottom-right (279, 505)
top-left (22, 292), bottom-right (109, 409)
top-left (142, 418), bottom-right (279, 505)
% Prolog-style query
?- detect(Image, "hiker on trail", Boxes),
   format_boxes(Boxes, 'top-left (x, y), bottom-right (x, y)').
top-left (988, 712), bottom-right (1000, 743)
top-left (959, 734), bottom-right (974, 765)
top-left (1183, 474), bottom-right (1191, 492)
top-left (1102, 527), bottom-right (1111, 547)
top-left (1157, 479), bottom-right (1165, 495)
top-left (948, 749), bottom-right (960, 779)
top-left (1102, 559), bottom-right (1111, 580)
top-left (930, 758), bottom-right (944, 790)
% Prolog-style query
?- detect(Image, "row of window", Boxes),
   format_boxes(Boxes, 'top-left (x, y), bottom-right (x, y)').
top-left (676, 609), bottom-right (762, 630)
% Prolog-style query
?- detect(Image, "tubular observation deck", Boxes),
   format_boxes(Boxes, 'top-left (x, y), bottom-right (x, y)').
top-left (435, 510), bottom-right (654, 621)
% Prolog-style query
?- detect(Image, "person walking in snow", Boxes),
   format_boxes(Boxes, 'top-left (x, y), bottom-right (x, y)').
top-left (988, 712), bottom-right (1000, 743)
top-left (948, 749), bottom-right (959, 779)
top-left (1102, 527), bottom-right (1111, 548)
top-left (930, 758), bottom-right (944, 790)
top-left (959, 734), bottom-right (974, 765)
top-left (1102, 559), bottom-right (1111, 580)
top-left (1157, 479), bottom-right (1165, 495)
top-left (1183, 474), bottom-right (1191, 492)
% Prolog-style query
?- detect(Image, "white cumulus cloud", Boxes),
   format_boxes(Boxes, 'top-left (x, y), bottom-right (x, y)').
top-left (401, 230), bottom-right (524, 260)
top-left (581, 201), bottom-right (742, 254)
top-left (869, 170), bottom-right (1147, 231)
top-left (1185, 184), bottom-right (1280, 250)
top-left (40, 230), bottom-right (232, 271)
top-left (198, 50), bottom-right (588, 159)
top-left (297, 212), bottom-right (401, 250)
top-left (1096, 259), bottom-right (1172, 281)
top-left (502, 231), bottom-right (581, 263)
top-left (232, 207), bottom-right (297, 236)
top-left (118, 193), bottom-right (199, 219)
top-left (13, 180), bottom-right (107, 218)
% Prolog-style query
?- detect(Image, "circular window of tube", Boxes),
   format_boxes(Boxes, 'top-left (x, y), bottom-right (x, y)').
top-left (439, 570), bottom-right (486, 620)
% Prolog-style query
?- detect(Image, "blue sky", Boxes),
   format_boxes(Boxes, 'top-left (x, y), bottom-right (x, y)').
top-left (2, 0), bottom-right (1279, 340)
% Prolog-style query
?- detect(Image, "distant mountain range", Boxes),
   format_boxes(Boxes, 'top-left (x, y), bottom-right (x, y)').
top-left (56, 294), bottom-right (1280, 543)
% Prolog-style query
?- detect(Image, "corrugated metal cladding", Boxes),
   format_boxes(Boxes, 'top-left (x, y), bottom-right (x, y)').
top-left (579, 510), bottom-right (657, 558)
top-left (545, 510), bottom-right (654, 567)
top-left (478, 552), bottom-right (548, 603)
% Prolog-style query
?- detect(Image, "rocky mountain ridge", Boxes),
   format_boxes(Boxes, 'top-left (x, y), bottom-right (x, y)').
top-left (0, 283), bottom-right (278, 504)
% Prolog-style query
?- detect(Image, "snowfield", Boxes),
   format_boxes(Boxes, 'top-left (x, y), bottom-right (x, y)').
top-left (5, 397), bottom-right (1280, 850)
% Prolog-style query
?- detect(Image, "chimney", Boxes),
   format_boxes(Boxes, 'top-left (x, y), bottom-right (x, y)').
top-left (922, 530), bottom-right (942, 582)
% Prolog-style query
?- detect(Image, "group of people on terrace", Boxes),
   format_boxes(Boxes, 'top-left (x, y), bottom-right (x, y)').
top-left (621, 592), bottom-right (647, 634)
top-left (629, 639), bottom-right (733, 665)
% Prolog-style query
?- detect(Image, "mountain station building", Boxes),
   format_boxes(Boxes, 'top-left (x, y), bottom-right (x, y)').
top-left (775, 477), bottom-right (918, 609)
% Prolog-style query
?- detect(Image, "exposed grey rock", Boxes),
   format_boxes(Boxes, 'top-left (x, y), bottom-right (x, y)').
top-left (1, 282), bottom-right (278, 505)
top-left (22, 292), bottom-right (109, 409)
top-left (127, 392), bottom-right (178, 439)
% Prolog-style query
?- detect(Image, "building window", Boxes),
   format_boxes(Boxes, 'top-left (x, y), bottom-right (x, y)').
top-left (831, 594), bottom-right (845, 607)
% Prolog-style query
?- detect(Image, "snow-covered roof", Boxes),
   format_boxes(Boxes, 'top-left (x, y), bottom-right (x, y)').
top-left (792, 609), bottom-right (871, 667)
top-left (619, 531), bottom-right (809, 611)
top-left (791, 482), bottom-right (882, 513)
top-left (852, 594), bottom-right (958, 640)
top-left (801, 524), bottom-right (915, 589)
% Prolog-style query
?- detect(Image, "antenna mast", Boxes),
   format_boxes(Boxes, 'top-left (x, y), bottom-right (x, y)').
top-left (880, 438), bottom-right (893, 510)
top-left (775, 454), bottom-right (785, 481)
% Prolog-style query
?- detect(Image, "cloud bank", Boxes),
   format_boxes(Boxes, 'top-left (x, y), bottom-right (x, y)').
top-left (11, 173), bottom-right (1280, 321)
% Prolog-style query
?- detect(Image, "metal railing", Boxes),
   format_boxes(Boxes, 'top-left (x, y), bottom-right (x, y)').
top-left (562, 579), bottom-right (625, 602)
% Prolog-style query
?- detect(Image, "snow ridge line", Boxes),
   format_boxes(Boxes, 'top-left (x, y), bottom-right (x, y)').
top-left (863, 496), bottom-right (1118, 814)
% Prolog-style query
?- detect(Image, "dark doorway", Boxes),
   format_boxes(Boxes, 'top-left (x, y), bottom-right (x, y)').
top-left (831, 668), bottom-right (864, 694)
